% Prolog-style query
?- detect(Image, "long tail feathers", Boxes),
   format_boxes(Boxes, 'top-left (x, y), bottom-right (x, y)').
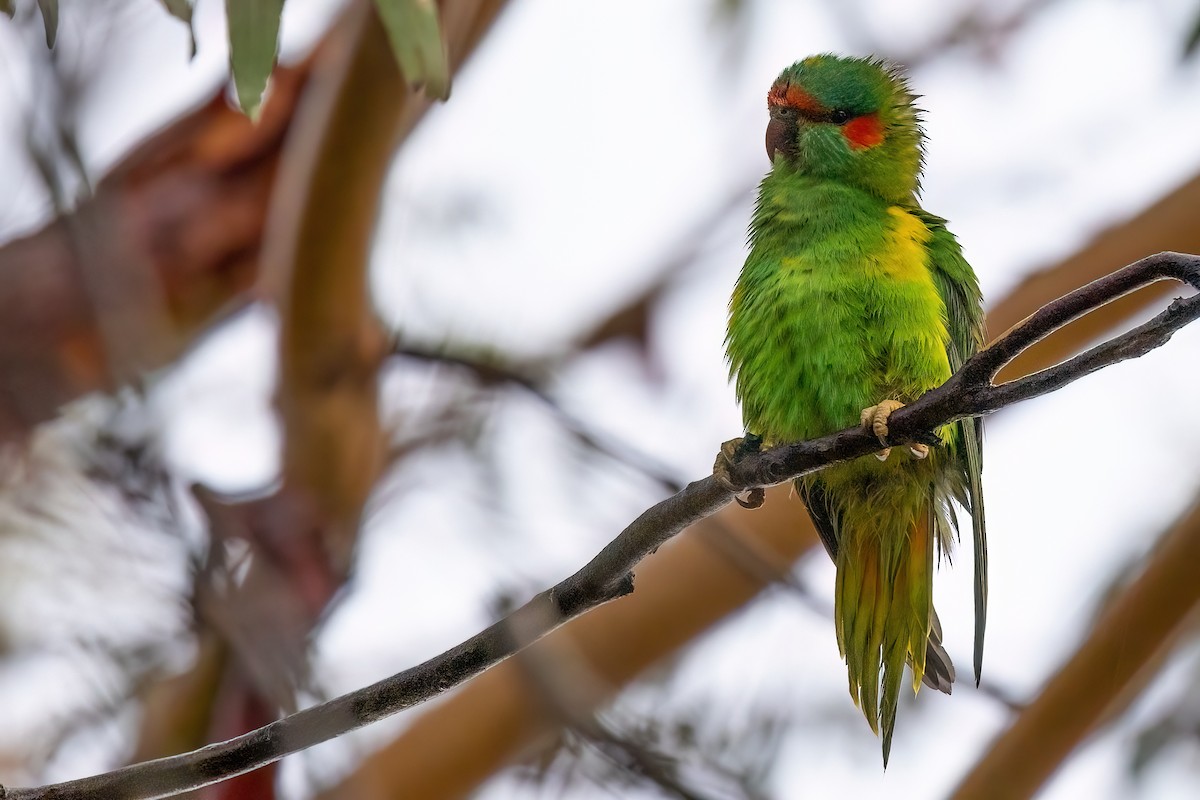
top-left (907, 512), bottom-right (934, 694)
top-left (835, 512), bottom-right (938, 766)
top-left (860, 556), bottom-right (886, 731)
top-left (922, 610), bottom-right (956, 693)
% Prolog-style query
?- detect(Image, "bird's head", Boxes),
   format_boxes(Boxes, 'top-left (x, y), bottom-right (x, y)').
top-left (765, 55), bottom-right (924, 202)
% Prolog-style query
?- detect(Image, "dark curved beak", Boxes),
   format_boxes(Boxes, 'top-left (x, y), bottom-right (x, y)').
top-left (765, 109), bottom-right (797, 162)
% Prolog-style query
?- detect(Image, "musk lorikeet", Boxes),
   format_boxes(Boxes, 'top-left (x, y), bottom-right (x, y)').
top-left (723, 55), bottom-right (987, 764)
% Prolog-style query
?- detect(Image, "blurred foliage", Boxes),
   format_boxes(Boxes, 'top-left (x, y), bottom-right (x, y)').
top-left (35, 0), bottom-right (55, 46)
top-left (81, 391), bottom-right (183, 538)
top-left (225, 0), bottom-right (451, 112)
top-left (0, 397), bottom-right (192, 778)
top-left (374, 0), bottom-right (451, 99)
top-left (158, 0), bottom-right (196, 57)
top-left (1131, 647), bottom-right (1200, 777)
top-left (226, 0), bottom-right (284, 116)
top-left (0, 0), bottom-right (58, 45)
top-left (520, 700), bottom-right (788, 800)
top-left (7, 0), bottom-right (450, 112)
top-left (224, 0), bottom-right (451, 113)
top-left (1186, 3), bottom-right (1200, 58)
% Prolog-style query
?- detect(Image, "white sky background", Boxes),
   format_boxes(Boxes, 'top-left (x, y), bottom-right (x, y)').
top-left (1, 0), bottom-right (1200, 798)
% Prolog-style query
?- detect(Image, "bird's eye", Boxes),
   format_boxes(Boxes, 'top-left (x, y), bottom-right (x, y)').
top-left (830, 109), bottom-right (852, 124)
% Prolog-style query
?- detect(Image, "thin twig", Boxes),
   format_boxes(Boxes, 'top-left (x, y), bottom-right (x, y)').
top-left (391, 341), bottom-right (687, 491)
top-left (4, 252), bottom-right (1198, 800)
top-left (507, 605), bottom-right (724, 800)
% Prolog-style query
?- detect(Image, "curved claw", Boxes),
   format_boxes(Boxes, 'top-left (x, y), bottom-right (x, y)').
top-left (735, 487), bottom-right (766, 509)
top-left (860, 399), bottom-right (906, 445)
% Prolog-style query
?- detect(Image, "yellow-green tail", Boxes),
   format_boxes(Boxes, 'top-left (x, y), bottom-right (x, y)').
top-left (833, 510), bottom-right (934, 765)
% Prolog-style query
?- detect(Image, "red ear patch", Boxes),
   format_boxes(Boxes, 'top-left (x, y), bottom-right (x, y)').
top-left (842, 113), bottom-right (884, 149)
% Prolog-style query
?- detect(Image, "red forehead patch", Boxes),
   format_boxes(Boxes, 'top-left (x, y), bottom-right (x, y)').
top-left (842, 113), bottom-right (884, 149)
top-left (767, 82), bottom-right (825, 115)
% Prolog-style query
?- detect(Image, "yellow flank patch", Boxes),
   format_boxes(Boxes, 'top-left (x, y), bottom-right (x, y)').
top-left (871, 206), bottom-right (953, 391)
top-left (876, 206), bottom-right (933, 282)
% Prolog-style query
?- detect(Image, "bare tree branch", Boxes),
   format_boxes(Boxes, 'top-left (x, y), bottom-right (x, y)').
top-left (3, 251), bottom-right (1197, 800)
top-left (390, 341), bottom-right (686, 491)
top-left (722, 252), bottom-right (1200, 489)
top-left (0, 66), bottom-right (308, 443)
top-left (508, 605), bottom-right (729, 800)
top-left (160, 0), bottom-right (511, 790)
top-left (987, 171), bottom-right (1200, 383)
top-left (351, 237), bottom-right (1200, 797)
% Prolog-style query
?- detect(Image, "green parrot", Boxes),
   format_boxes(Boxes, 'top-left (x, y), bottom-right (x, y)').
top-left (724, 55), bottom-right (987, 763)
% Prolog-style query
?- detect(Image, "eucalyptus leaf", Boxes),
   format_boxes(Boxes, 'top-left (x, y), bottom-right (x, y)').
top-left (36, 0), bottom-right (57, 47)
top-left (1185, 7), bottom-right (1200, 58)
top-left (372, 0), bottom-right (450, 100)
top-left (1130, 719), bottom-right (1177, 776)
top-left (158, 0), bottom-right (197, 58)
top-left (226, 0), bottom-right (284, 117)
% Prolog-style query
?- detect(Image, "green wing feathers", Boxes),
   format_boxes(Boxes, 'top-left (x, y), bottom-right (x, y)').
top-left (918, 210), bottom-right (989, 685)
top-left (787, 211), bottom-right (986, 764)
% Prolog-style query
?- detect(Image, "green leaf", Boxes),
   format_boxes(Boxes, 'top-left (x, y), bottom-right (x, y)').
top-left (372, 0), bottom-right (450, 100)
top-left (36, 0), bottom-right (57, 47)
top-left (1185, 7), bottom-right (1200, 58)
top-left (1131, 719), bottom-right (1177, 776)
top-left (226, 0), bottom-right (284, 117)
top-left (158, 0), bottom-right (197, 58)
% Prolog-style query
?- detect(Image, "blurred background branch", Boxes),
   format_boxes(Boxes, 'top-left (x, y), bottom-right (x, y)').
top-left (952, 494), bottom-right (1200, 799)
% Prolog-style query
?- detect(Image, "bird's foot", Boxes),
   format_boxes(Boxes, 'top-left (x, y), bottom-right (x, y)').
top-left (714, 435), bottom-right (765, 509)
top-left (861, 398), bottom-right (904, 456)
top-left (860, 400), bottom-right (930, 460)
